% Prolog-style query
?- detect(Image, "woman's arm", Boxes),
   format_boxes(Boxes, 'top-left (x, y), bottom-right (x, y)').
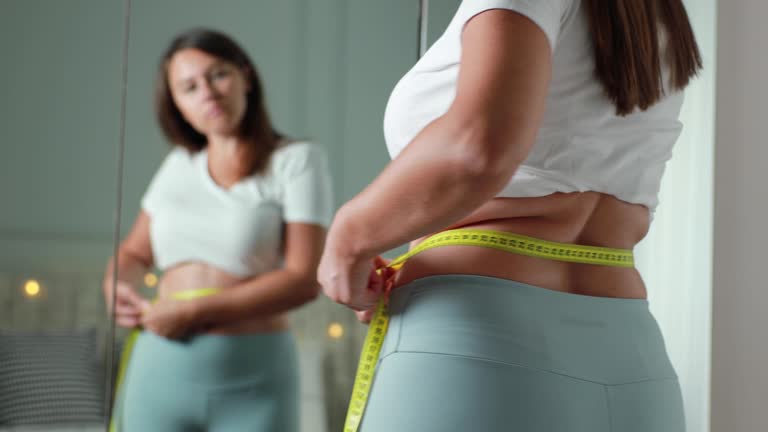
top-left (102, 211), bottom-right (154, 327)
top-left (331, 10), bottom-right (552, 259)
top-left (320, 10), bottom-right (553, 309)
top-left (185, 222), bottom-right (325, 326)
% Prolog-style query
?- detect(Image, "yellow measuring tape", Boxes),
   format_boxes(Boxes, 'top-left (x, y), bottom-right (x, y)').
top-left (343, 228), bottom-right (634, 432)
top-left (109, 287), bottom-right (219, 432)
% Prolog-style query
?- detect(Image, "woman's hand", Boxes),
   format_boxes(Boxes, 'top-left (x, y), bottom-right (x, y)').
top-left (319, 241), bottom-right (392, 312)
top-left (141, 298), bottom-right (198, 339)
top-left (355, 309), bottom-right (376, 324)
top-left (354, 257), bottom-right (396, 324)
top-left (105, 280), bottom-right (151, 329)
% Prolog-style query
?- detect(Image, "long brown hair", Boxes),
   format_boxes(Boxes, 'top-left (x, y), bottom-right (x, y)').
top-left (155, 28), bottom-right (282, 174)
top-left (585, 0), bottom-right (703, 116)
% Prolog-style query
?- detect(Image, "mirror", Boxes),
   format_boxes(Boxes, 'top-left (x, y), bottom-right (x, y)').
top-left (1, 1), bottom-right (462, 430)
top-left (109, 1), bottom-right (434, 432)
top-left (0, 1), bottom-right (127, 430)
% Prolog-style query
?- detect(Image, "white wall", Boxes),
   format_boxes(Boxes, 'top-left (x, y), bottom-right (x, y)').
top-left (711, 1), bottom-right (768, 431)
top-left (633, 1), bottom-right (716, 432)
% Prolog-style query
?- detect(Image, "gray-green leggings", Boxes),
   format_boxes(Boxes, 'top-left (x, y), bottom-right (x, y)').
top-left (119, 330), bottom-right (298, 432)
top-left (359, 275), bottom-right (685, 432)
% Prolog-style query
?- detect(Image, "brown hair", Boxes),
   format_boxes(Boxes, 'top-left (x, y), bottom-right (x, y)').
top-left (585, 0), bottom-right (703, 116)
top-left (155, 28), bottom-right (282, 174)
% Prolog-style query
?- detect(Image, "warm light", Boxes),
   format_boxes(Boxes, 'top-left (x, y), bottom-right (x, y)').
top-left (144, 273), bottom-right (158, 288)
top-left (327, 323), bottom-right (344, 339)
top-left (24, 280), bottom-right (41, 297)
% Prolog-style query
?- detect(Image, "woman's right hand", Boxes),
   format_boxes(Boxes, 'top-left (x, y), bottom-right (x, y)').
top-left (103, 211), bottom-right (154, 328)
top-left (104, 280), bottom-right (150, 328)
top-left (354, 257), bottom-right (396, 324)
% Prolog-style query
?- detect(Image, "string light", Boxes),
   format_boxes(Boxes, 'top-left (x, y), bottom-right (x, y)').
top-left (144, 273), bottom-right (158, 288)
top-left (23, 280), bottom-right (41, 298)
top-left (327, 322), bottom-right (344, 339)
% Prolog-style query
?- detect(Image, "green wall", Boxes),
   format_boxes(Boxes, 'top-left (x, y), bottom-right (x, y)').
top-left (0, 0), bottom-right (466, 270)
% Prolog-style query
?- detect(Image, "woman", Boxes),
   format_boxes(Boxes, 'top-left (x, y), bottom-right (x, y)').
top-left (319, 1), bottom-right (701, 431)
top-left (102, 28), bottom-right (333, 431)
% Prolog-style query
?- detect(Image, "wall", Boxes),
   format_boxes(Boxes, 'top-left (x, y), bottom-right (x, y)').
top-left (711, 0), bottom-right (768, 430)
top-left (0, 0), bottom-right (124, 273)
top-left (633, 1), bottom-right (717, 431)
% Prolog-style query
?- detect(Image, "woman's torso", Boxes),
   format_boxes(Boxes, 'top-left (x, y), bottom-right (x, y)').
top-left (386, 1), bottom-right (684, 298)
top-left (394, 192), bottom-right (650, 299)
top-left (158, 263), bottom-right (289, 334)
top-left (143, 142), bottom-right (331, 335)
top-left (384, 1), bottom-right (685, 215)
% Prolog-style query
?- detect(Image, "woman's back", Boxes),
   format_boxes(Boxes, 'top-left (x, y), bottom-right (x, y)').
top-left (386, 0), bottom-right (686, 216)
top-left (387, 0), bottom-right (693, 298)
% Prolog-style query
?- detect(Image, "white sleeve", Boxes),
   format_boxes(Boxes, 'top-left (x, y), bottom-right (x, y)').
top-left (458, 0), bottom-right (574, 51)
top-left (140, 149), bottom-right (183, 216)
top-left (274, 142), bottom-right (335, 227)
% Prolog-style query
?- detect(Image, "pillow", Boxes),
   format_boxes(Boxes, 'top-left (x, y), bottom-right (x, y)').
top-left (0, 426), bottom-right (105, 432)
top-left (0, 328), bottom-right (105, 426)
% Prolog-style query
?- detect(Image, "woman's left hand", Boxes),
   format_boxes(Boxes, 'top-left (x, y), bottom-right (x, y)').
top-left (141, 299), bottom-right (197, 339)
top-left (318, 243), bottom-right (391, 312)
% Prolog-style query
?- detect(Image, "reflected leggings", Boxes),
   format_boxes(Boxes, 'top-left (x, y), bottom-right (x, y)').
top-left (359, 275), bottom-right (685, 432)
top-left (120, 330), bottom-right (298, 432)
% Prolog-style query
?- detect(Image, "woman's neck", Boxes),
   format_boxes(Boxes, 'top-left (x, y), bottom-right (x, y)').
top-left (206, 135), bottom-right (251, 188)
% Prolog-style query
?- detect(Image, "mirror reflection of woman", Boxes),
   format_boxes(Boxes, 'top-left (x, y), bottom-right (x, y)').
top-left (102, 28), bottom-right (332, 432)
top-left (320, 0), bottom-right (701, 430)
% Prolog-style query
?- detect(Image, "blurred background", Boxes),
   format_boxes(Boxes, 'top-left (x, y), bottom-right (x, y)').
top-left (3, 1), bottom-right (763, 432)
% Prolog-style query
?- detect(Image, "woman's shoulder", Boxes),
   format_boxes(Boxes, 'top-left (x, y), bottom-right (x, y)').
top-left (148, 146), bottom-right (201, 185)
top-left (271, 140), bottom-right (326, 165)
top-left (160, 146), bottom-right (199, 166)
top-left (273, 139), bottom-right (324, 157)
top-left (269, 140), bottom-right (329, 180)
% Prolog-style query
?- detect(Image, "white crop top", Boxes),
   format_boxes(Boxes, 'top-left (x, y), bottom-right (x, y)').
top-left (383, 0), bottom-right (685, 212)
top-left (141, 141), bottom-right (334, 277)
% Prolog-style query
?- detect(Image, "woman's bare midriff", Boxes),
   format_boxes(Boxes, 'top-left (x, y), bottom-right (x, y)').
top-left (158, 263), bottom-right (289, 335)
top-left (394, 192), bottom-right (651, 299)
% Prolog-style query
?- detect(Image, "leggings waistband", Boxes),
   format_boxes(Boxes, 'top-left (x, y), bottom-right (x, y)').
top-left (380, 275), bottom-right (676, 385)
top-left (128, 330), bottom-right (297, 385)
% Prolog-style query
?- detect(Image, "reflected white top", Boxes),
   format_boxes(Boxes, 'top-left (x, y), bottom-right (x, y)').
top-left (384, 0), bottom-right (685, 213)
top-left (142, 141), bottom-right (334, 277)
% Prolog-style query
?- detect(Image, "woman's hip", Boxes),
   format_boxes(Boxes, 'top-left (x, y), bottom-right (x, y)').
top-left (381, 274), bottom-right (677, 385)
top-left (125, 329), bottom-right (298, 386)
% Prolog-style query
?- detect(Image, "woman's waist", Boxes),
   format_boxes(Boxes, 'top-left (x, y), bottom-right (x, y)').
top-left (393, 246), bottom-right (646, 299)
top-left (205, 315), bottom-right (290, 334)
top-left (158, 264), bottom-right (290, 334)
top-left (394, 195), bottom-right (649, 298)
top-left (159, 261), bottom-right (247, 290)
top-left (129, 330), bottom-right (297, 384)
top-left (445, 193), bottom-right (651, 246)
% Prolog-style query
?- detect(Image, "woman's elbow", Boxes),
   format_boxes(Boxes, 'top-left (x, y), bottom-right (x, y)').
top-left (455, 137), bottom-right (525, 191)
top-left (448, 115), bottom-right (527, 179)
top-left (293, 273), bottom-right (322, 305)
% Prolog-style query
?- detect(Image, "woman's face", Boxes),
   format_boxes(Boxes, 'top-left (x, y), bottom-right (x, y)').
top-left (166, 48), bottom-right (250, 138)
